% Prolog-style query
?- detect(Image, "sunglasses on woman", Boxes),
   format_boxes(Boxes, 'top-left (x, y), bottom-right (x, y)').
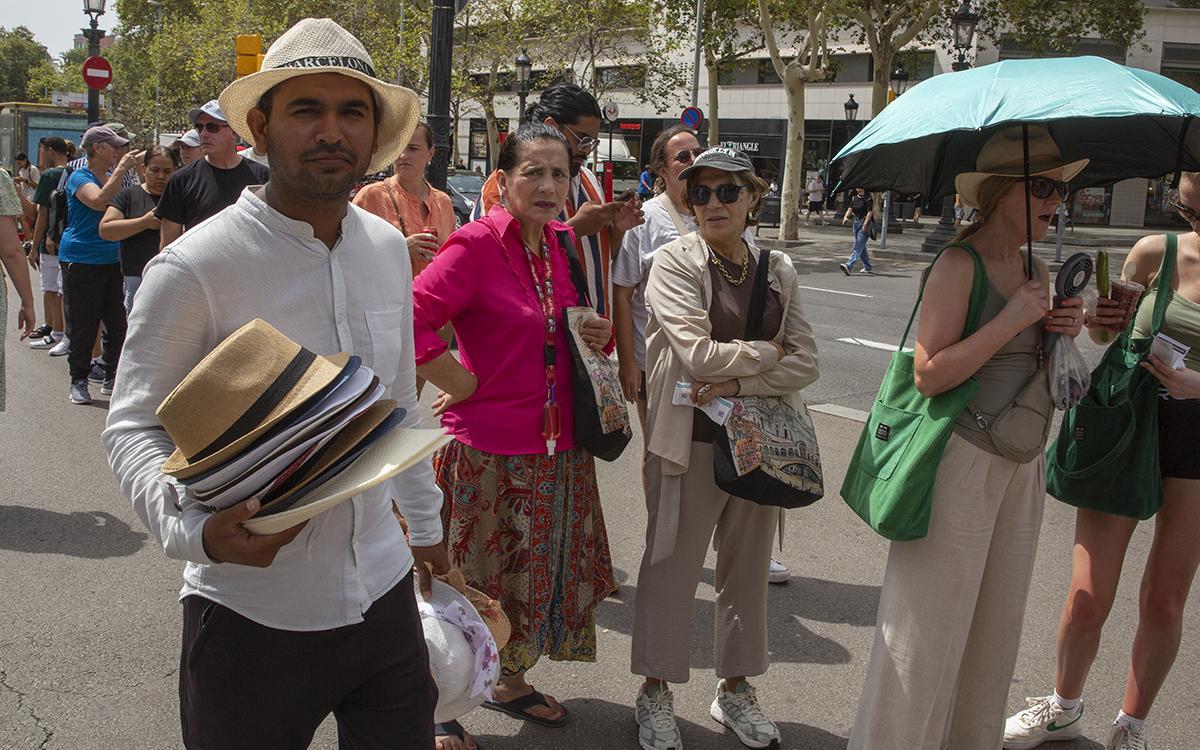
top-left (1169, 194), bottom-right (1200, 224)
top-left (673, 147), bottom-right (707, 164)
top-left (197, 121), bottom-right (231, 134)
top-left (687, 184), bottom-right (747, 205)
top-left (1028, 176), bottom-right (1069, 200)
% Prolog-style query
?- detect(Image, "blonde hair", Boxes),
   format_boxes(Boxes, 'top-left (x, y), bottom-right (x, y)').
top-left (954, 176), bottom-right (1024, 243)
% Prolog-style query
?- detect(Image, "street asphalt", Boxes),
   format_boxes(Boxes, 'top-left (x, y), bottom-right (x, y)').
top-left (1, 238), bottom-right (1197, 750)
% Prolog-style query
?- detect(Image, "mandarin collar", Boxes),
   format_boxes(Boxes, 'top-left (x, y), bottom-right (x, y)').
top-left (486, 203), bottom-right (570, 242)
top-left (240, 186), bottom-right (359, 247)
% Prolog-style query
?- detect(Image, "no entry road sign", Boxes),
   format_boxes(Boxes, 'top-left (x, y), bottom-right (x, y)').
top-left (82, 56), bottom-right (113, 90)
top-left (680, 106), bottom-right (703, 129)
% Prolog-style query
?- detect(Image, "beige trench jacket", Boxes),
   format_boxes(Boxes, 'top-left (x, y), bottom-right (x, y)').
top-left (643, 231), bottom-right (820, 476)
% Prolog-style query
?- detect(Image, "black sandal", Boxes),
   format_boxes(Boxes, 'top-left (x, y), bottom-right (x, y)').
top-left (481, 689), bottom-right (568, 728)
top-left (435, 720), bottom-right (482, 750)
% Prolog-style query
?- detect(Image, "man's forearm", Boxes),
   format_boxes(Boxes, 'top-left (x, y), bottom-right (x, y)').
top-left (32, 206), bottom-right (47, 251)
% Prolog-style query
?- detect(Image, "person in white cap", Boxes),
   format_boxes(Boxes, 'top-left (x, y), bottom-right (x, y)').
top-left (155, 99), bottom-right (269, 249)
top-left (104, 18), bottom-right (445, 750)
top-left (170, 129), bottom-right (201, 166)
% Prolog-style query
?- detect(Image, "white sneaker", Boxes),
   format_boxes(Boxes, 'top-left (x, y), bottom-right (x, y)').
top-left (1003, 695), bottom-right (1084, 749)
top-left (49, 337), bottom-right (70, 356)
top-left (768, 559), bottom-right (789, 584)
top-left (710, 680), bottom-right (780, 749)
top-left (29, 335), bottom-right (55, 349)
top-left (1107, 721), bottom-right (1148, 750)
top-left (635, 684), bottom-right (682, 750)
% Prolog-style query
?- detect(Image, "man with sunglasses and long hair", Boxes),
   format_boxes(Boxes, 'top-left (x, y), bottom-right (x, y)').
top-left (156, 100), bottom-right (269, 249)
top-left (471, 83), bottom-right (641, 317)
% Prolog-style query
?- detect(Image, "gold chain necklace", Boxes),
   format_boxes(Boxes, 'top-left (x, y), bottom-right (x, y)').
top-left (707, 242), bottom-right (749, 285)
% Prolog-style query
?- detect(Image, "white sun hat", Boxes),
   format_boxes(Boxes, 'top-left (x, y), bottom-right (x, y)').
top-left (217, 17), bottom-right (420, 174)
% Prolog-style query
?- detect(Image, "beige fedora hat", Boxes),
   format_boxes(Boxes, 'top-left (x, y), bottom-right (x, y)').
top-left (157, 319), bottom-right (350, 480)
top-left (217, 18), bottom-right (420, 175)
top-left (955, 125), bottom-right (1089, 209)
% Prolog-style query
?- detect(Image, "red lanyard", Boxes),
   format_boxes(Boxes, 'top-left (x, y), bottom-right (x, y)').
top-left (524, 238), bottom-right (561, 455)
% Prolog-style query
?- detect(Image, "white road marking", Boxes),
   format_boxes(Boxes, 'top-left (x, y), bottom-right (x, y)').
top-left (798, 285), bottom-right (873, 299)
top-left (836, 337), bottom-right (913, 353)
top-left (809, 403), bottom-right (870, 423)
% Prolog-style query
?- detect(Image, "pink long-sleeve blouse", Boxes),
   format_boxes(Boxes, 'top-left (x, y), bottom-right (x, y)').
top-left (414, 204), bottom-right (601, 456)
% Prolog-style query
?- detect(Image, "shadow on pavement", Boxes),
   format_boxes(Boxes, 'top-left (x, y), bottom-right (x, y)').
top-left (472, 697), bottom-right (848, 749)
top-left (597, 570), bottom-right (879, 668)
top-left (0, 506), bottom-right (147, 558)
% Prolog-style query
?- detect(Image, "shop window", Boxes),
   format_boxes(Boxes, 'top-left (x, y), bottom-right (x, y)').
top-left (998, 34), bottom-right (1125, 63)
top-left (830, 53), bottom-right (874, 83)
top-left (894, 50), bottom-right (937, 80)
top-left (1161, 43), bottom-right (1200, 94)
top-left (1145, 177), bottom-right (1191, 228)
top-left (1071, 186), bottom-right (1112, 225)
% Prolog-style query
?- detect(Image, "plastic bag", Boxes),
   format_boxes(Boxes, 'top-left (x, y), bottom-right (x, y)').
top-left (1048, 334), bottom-right (1091, 410)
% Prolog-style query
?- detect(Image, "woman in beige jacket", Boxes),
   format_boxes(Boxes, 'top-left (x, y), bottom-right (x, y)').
top-left (630, 147), bottom-right (819, 750)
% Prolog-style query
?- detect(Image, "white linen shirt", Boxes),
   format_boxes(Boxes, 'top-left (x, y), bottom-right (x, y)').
top-left (103, 186), bottom-right (444, 632)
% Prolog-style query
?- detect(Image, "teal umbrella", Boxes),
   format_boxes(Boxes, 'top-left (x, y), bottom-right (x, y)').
top-left (832, 56), bottom-right (1200, 199)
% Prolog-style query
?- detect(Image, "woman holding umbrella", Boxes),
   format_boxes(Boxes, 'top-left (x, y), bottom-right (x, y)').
top-left (1004, 170), bottom-right (1200, 750)
top-left (848, 126), bottom-right (1088, 750)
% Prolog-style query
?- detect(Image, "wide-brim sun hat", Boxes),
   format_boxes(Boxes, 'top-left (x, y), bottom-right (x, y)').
top-left (217, 17), bottom-right (421, 175)
top-left (417, 573), bottom-right (512, 723)
top-left (156, 319), bottom-right (351, 480)
top-left (955, 125), bottom-right (1089, 209)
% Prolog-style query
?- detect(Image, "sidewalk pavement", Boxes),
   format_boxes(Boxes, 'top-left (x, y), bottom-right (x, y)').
top-left (752, 219), bottom-right (1159, 271)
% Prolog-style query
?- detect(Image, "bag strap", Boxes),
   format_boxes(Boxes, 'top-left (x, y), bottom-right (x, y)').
top-left (1148, 233), bottom-right (1178, 335)
top-left (556, 229), bottom-right (592, 308)
top-left (383, 179), bottom-right (408, 236)
top-left (898, 241), bottom-right (987, 349)
top-left (744, 247), bottom-right (772, 340)
top-left (662, 195), bottom-right (690, 236)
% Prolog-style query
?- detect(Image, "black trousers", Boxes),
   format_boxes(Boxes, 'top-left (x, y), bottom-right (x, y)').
top-left (60, 261), bottom-right (126, 383)
top-left (179, 572), bottom-right (437, 750)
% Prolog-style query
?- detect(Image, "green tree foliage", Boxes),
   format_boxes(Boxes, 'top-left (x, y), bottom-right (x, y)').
top-left (1, 26), bottom-right (53, 103)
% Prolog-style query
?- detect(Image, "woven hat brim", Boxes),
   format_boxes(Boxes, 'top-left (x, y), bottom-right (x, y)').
top-left (218, 67), bottom-right (420, 175)
top-left (955, 158), bottom-right (1089, 210)
top-left (162, 351), bottom-right (351, 479)
top-left (242, 427), bottom-right (450, 535)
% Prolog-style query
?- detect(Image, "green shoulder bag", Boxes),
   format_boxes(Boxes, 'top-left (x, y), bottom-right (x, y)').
top-left (841, 242), bottom-right (988, 541)
top-left (1046, 234), bottom-right (1177, 520)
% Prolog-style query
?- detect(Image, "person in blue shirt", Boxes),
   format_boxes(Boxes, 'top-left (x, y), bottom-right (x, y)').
top-left (638, 164), bottom-right (655, 199)
top-left (60, 126), bottom-right (142, 405)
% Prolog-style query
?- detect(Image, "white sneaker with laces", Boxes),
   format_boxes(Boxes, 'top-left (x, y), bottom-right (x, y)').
top-left (1107, 721), bottom-right (1148, 750)
top-left (635, 684), bottom-right (683, 750)
top-left (710, 680), bottom-right (780, 749)
top-left (1003, 695), bottom-right (1084, 749)
top-left (49, 336), bottom-right (70, 356)
top-left (29, 335), bottom-right (55, 350)
top-left (768, 559), bottom-right (789, 584)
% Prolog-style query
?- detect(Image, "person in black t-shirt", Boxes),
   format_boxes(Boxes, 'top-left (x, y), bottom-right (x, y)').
top-left (101, 147), bottom-right (178, 312)
top-left (839, 187), bottom-right (875, 275)
top-left (155, 99), bottom-right (269, 249)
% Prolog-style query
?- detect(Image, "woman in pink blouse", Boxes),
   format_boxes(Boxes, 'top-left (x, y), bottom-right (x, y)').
top-left (414, 123), bottom-right (616, 740)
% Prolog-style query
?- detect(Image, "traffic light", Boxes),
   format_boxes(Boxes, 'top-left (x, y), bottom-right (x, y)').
top-left (236, 34), bottom-right (263, 78)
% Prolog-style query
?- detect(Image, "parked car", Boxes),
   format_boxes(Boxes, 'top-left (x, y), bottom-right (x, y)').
top-left (446, 169), bottom-right (485, 226)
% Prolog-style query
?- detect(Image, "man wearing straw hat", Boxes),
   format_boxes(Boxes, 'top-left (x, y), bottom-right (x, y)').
top-left (104, 18), bottom-right (447, 749)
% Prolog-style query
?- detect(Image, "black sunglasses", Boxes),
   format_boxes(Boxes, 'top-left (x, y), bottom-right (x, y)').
top-left (197, 121), bottom-right (231, 134)
top-left (673, 147), bottom-right (707, 164)
top-left (1028, 176), bottom-right (1069, 200)
top-left (687, 184), bottom-right (747, 205)
top-left (1169, 194), bottom-right (1200, 224)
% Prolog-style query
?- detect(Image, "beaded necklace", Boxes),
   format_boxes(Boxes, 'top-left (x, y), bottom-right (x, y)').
top-left (524, 237), bottom-right (561, 455)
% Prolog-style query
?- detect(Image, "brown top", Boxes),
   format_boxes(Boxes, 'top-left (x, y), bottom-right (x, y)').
top-left (692, 251), bottom-right (784, 442)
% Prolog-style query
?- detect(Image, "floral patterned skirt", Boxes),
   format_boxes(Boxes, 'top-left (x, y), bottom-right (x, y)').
top-left (433, 440), bottom-right (616, 676)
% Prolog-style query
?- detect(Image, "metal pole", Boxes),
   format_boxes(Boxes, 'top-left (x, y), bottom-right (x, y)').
top-left (880, 191), bottom-right (891, 249)
top-left (427, 0), bottom-right (454, 191)
top-left (518, 90), bottom-right (527, 124)
top-left (691, 0), bottom-right (704, 107)
top-left (85, 17), bottom-right (101, 125)
top-left (152, 3), bottom-right (162, 144)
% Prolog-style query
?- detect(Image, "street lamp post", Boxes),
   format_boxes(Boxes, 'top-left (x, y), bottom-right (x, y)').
top-left (515, 48), bottom-right (532, 124)
top-left (82, 0), bottom-right (107, 126)
top-left (147, 0), bottom-right (163, 144)
top-left (922, 0), bottom-right (979, 253)
top-left (427, 0), bottom-right (454, 192)
top-left (878, 61), bottom-right (910, 244)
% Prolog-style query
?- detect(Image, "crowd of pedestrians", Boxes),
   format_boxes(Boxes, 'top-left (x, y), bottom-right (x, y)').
top-left (2, 15), bottom-right (1198, 750)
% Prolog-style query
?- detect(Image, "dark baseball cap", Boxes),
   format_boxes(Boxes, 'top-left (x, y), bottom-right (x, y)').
top-left (80, 126), bottom-right (131, 149)
top-left (678, 146), bottom-right (755, 180)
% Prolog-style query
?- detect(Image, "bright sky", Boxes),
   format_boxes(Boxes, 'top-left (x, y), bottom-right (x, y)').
top-left (10, 0), bottom-right (122, 60)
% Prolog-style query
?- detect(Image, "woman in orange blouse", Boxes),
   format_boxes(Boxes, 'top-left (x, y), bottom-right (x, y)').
top-left (353, 121), bottom-right (457, 277)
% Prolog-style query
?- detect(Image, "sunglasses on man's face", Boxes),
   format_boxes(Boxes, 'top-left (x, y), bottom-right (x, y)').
top-left (687, 183), bottom-right (748, 205)
top-left (560, 123), bottom-right (598, 154)
top-left (1028, 176), bottom-right (1069, 200)
top-left (673, 147), bottom-right (706, 164)
top-left (197, 121), bottom-right (231, 134)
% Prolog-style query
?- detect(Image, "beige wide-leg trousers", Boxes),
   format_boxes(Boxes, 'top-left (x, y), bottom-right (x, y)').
top-left (849, 433), bottom-right (1046, 750)
top-left (631, 441), bottom-right (780, 684)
